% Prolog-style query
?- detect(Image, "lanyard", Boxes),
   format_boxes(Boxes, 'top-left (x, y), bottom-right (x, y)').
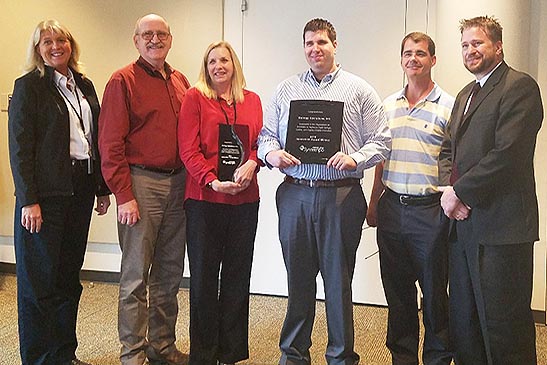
top-left (217, 97), bottom-right (244, 159)
top-left (217, 98), bottom-right (244, 180)
top-left (56, 83), bottom-right (92, 157)
top-left (57, 84), bottom-right (85, 131)
top-left (218, 98), bottom-right (237, 126)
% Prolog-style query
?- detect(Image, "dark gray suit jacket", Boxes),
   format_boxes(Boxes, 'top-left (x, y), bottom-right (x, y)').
top-left (447, 61), bottom-right (543, 245)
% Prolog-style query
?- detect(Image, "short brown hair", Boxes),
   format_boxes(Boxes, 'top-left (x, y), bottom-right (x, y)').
top-left (303, 18), bottom-right (336, 44)
top-left (459, 15), bottom-right (503, 43)
top-left (400, 32), bottom-right (435, 56)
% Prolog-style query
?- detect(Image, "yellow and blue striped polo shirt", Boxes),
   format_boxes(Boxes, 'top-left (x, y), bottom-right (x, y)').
top-left (382, 84), bottom-right (454, 195)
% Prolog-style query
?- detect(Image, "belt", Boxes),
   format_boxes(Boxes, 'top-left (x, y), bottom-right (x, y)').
top-left (131, 164), bottom-right (184, 175)
top-left (284, 176), bottom-right (360, 188)
top-left (385, 188), bottom-right (440, 206)
top-left (71, 159), bottom-right (89, 168)
top-left (71, 158), bottom-right (93, 174)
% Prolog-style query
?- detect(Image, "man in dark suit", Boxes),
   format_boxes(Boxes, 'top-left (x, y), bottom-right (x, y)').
top-left (440, 16), bottom-right (543, 365)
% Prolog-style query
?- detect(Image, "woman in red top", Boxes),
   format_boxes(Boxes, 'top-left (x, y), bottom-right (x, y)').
top-left (178, 41), bottom-right (262, 365)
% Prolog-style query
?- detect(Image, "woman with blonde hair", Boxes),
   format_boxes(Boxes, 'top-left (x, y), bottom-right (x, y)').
top-left (178, 41), bottom-right (263, 365)
top-left (8, 19), bottom-right (110, 365)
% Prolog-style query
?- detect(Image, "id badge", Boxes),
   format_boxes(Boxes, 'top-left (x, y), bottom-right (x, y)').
top-left (87, 158), bottom-right (94, 175)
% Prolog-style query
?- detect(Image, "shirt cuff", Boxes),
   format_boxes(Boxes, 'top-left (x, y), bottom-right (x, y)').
top-left (115, 188), bottom-right (135, 206)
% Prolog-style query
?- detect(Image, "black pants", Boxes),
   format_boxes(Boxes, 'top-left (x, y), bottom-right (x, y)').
top-left (376, 190), bottom-right (451, 365)
top-left (450, 237), bottom-right (536, 365)
top-left (185, 199), bottom-right (259, 365)
top-left (15, 165), bottom-right (95, 365)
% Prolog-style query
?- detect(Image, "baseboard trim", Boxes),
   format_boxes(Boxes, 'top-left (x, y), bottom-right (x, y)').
top-left (0, 262), bottom-right (16, 274)
top-left (533, 310), bottom-right (546, 325)
top-left (0, 262), bottom-right (190, 289)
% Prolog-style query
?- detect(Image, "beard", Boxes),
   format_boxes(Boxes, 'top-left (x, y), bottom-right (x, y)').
top-left (464, 54), bottom-right (498, 76)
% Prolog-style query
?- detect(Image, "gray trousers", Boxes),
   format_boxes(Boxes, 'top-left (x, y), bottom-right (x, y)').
top-left (276, 182), bottom-right (365, 365)
top-left (118, 167), bottom-right (186, 365)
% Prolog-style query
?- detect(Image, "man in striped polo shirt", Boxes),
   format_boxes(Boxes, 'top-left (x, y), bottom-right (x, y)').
top-left (258, 18), bottom-right (391, 365)
top-left (366, 32), bottom-right (454, 365)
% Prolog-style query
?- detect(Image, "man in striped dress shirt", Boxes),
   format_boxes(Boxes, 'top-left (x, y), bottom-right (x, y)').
top-left (366, 32), bottom-right (454, 365)
top-left (258, 18), bottom-right (391, 365)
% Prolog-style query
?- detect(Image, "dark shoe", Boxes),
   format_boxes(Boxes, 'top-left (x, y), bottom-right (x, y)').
top-left (148, 349), bottom-right (188, 365)
top-left (218, 362), bottom-right (235, 365)
top-left (65, 359), bottom-right (93, 365)
top-left (148, 361), bottom-right (169, 365)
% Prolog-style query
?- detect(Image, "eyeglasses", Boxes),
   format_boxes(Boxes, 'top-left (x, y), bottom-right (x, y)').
top-left (138, 31), bottom-right (171, 41)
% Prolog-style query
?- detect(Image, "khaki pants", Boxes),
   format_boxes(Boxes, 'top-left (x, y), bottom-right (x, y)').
top-left (118, 167), bottom-right (186, 365)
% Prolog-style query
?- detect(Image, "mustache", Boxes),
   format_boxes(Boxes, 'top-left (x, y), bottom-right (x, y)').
top-left (147, 43), bottom-right (164, 49)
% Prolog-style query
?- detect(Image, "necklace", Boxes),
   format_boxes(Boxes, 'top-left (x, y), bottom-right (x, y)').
top-left (218, 98), bottom-right (237, 125)
top-left (219, 90), bottom-right (233, 105)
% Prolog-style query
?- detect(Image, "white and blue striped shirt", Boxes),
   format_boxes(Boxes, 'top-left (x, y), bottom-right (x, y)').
top-left (258, 67), bottom-right (391, 180)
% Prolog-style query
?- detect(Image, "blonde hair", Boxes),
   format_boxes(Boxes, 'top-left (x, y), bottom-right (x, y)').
top-left (195, 41), bottom-right (246, 103)
top-left (24, 19), bottom-right (83, 77)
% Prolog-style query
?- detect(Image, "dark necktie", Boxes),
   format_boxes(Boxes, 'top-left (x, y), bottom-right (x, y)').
top-left (450, 82), bottom-right (482, 185)
top-left (464, 82), bottom-right (481, 116)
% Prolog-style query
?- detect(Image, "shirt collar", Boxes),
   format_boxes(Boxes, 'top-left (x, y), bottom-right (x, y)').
top-left (136, 56), bottom-right (173, 79)
top-left (477, 61), bottom-right (503, 87)
top-left (303, 64), bottom-right (342, 86)
top-left (53, 68), bottom-right (75, 90)
top-left (396, 82), bottom-right (441, 103)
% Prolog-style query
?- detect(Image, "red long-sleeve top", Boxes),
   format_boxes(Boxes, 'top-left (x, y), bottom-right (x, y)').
top-left (178, 87), bottom-right (263, 205)
top-left (99, 57), bottom-right (190, 204)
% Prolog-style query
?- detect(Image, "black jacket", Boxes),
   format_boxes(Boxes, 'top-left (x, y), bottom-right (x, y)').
top-left (8, 66), bottom-right (110, 207)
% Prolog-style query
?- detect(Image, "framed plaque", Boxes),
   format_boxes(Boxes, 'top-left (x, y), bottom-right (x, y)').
top-left (285, 100), bottom-right (344, 164)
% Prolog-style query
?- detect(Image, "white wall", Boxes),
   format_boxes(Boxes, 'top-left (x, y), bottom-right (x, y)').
top-left (532, 0), bottom-right (547, 322)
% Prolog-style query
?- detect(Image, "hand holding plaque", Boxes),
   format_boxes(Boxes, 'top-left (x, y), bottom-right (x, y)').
top-left (285, 100), bottom-right (344, 164)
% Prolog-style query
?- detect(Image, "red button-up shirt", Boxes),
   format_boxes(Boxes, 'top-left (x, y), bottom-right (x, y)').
top-left (99, 57), bottom-right (190, 204)
top-left (178, 87), bottom-right (263, 205)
